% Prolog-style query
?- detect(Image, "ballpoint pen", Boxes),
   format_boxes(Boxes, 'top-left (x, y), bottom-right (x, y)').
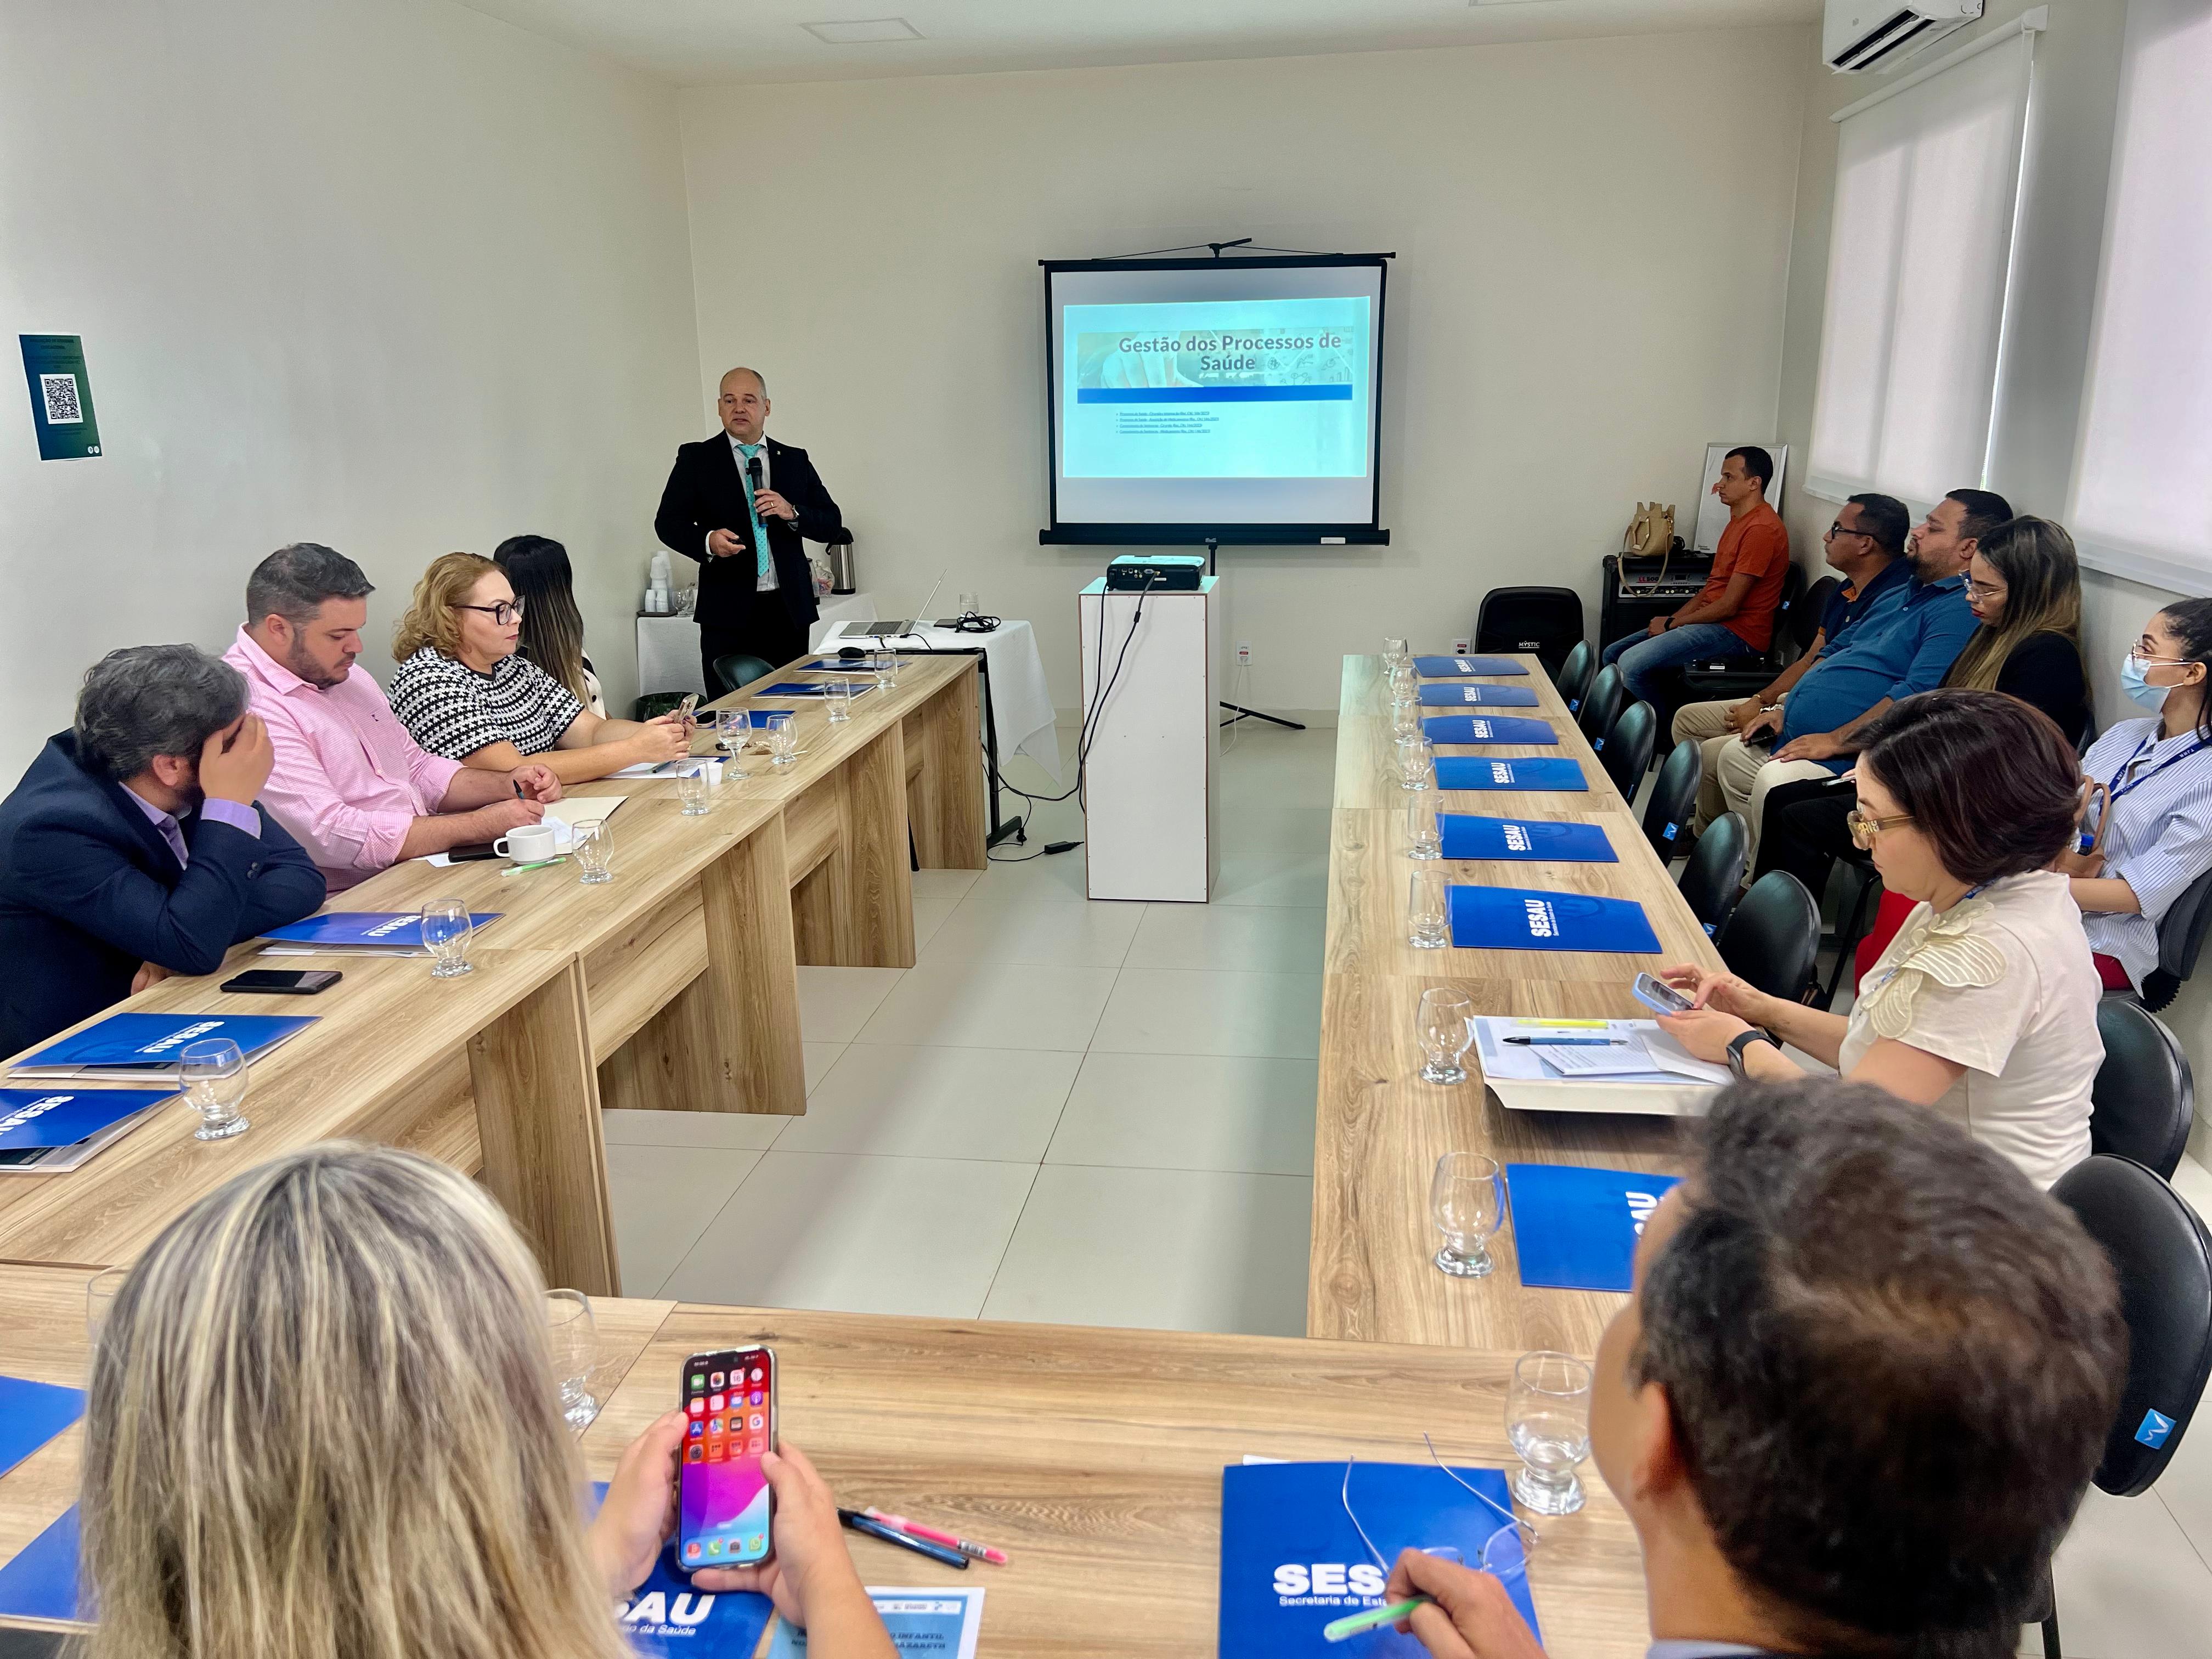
top-left (1504, 1036), bottom-right (1625, 1047)
top-left (860, 1508), bottom-right (1009, 1565)
top-left (838, 1509), bottom-right (968, 1568)
top-left (499, 856), bottom-right (567, 877)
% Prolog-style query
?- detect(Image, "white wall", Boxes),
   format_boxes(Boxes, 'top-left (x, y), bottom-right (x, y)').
top-left (0, 0), bottom-right (701, 783)
top-left (1773, 0), bottom-right (2212, 1130)
top-left (678, 29), bottom-right (1813, 715)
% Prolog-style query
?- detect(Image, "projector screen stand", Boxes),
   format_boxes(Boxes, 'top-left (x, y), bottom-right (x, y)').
top-left (1206, 538), bottom-right (1308, 732)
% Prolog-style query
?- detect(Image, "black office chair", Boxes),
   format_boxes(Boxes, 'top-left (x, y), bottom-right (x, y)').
top-left (1677, 811), bottom-right (1747, 938)
top-left (1475, 586), bottom-right (1584, 675)
top-left (1597, 701), bottom-right (1656, 797)
top-left (1716, 871), bottom-right (1820, 1002)
top-left (2091, 1001), bottom-right (2195, 1179)
top-left (1555, 640), bottom-right (1595, 716)
top-left (1577, 665), bottom-right (1624, 746)
top-left (2037, 1154), bottom-right (2212, 1657)
top-left (1821, 843), bottom-right (1882, 1009)
top-left (2136, 867), bottom-right (2212, 1014)
top-left (710, 652), bottom-right (777, 699)
top-left (1642, 740), bottom-right (1702, 862)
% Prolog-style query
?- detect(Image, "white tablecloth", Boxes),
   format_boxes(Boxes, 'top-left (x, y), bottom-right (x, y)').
top-left (632, 591), bottom-right (879, 698)
top-left (820, 617), bottom-right (1060, 786)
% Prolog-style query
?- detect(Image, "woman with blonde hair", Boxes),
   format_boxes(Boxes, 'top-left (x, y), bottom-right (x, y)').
top-left (386, 552), bottom-right (690, 783)
top-left (81, 1143), bottom-right (895, 1659)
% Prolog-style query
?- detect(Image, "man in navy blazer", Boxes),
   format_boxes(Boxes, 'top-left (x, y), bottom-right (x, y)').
top-left (0, 644), bottom-right (326, 1057)
top-left (653, 365), bottom-right (846, 694)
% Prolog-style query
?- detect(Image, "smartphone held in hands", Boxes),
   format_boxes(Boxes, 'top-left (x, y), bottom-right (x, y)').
top-left (677, 1345), bottom-right (776, 1570)
top-left (1630, 971), bottom-right (1695, 1017)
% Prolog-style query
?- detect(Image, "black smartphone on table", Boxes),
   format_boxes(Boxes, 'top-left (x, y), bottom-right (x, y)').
top-left (676, 1345), bottom-right (777, 1570)
top-left (219, 969), bottom-right (343, 995)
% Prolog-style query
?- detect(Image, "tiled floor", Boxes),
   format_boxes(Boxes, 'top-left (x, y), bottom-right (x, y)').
top-left (604, 721), bottom-right (2212, 1652)
top-left (604, 720), bottom-right (1327, 1338)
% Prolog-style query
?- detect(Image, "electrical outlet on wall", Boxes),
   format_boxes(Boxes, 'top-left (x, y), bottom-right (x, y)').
top-left (1236, 642), bottom-right (1252, 667)
top-left (1451, 637), bottom-right (1472, 656)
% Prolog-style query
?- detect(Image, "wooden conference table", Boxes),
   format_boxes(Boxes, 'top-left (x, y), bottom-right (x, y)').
top-left (0, 654), bottom-right (986, 1298)
top-left (1311, 653), bottom-right (1727, 1354)
top-left (0, 1265), bottom-right (1652, 1656)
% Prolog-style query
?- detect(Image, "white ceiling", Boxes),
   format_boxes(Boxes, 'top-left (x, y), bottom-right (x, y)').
top-left (457, 0), bottom-right (1821, 87)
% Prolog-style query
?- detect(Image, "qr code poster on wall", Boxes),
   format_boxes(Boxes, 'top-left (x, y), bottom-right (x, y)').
top-left (19, 334), bottom-right (101, 460)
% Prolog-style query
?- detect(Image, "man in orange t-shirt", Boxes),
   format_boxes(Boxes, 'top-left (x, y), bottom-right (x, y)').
top-left (1600, 446), bottom-right (1792, 702)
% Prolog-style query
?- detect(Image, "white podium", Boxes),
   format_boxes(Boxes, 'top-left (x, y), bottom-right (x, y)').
top-left (1077, 575), bottom-right (1221, 902)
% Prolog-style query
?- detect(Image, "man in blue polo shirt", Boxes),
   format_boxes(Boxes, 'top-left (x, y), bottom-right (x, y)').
top-left (1689, 488), bottom-right (1999, 864)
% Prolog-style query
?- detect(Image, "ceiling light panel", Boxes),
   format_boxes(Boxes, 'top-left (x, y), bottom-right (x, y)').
top-left (800, 18), bottom-right (926, 44)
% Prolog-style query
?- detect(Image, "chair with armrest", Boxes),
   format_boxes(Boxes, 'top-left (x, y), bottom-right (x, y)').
top-left (1576, 665), bottom-right (1624, 747)
top-left (2136, 867), bottom-right (2212, 1014)
top-left (1716, 871), bottom-right (1820, 1002)
top-left (1554, 640), bottom-right (1595, 717)
top-left (2090, 1000), bottom-right (2194, 1180)
top-left (1641, 740), bottom-right (1702, 862)
top-left (1677, 812), bottom-right (1748, 938)
top-left (1596, 701), bottom-right (1657, 797)
top-left (710, 653), bottom-right (777, 699)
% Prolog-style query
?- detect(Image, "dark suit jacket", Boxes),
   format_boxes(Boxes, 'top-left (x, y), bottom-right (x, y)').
top-left (653, 434), bottom-right (845, 632)
top-left (0, 733), bottom-right (328, 1056)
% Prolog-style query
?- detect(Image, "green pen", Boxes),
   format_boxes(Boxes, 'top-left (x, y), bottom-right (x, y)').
top-left (499, 855), bottom-right (567, 877)
top-left (1323, 1596), bottom-right (1430, 1642)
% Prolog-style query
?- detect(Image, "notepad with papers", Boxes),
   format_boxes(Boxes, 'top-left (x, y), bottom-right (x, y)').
top-left (1435, 757), bottom-right (1588, 793)
top-left (1447, 885), bottom-right (1658, 952)
top-left (1412, 654), bottom-right (1529, 677)
top-left (9, 1012), bottom-right (317, 1078)
top-left (1472, 1017), bottom-right (1728, 1119)
top-left (1417, 682), bottom-right (1540, 708)
top-left (1420, 715), bottom-right (1559, 746)
top-left (260, 911), bottom-right (500, 956)
top-left (1438, 815), bottom-right (1616, 862)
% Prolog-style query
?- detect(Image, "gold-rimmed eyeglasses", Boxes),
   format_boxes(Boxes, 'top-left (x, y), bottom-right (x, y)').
top-left (1846, 805), bottom-right (1914, 850)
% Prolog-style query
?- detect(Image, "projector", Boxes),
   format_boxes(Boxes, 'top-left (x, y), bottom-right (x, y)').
top-left (1105, 554), bottom-right (1206, 591)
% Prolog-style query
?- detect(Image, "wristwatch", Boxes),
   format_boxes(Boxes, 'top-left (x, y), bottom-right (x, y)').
top-left (1726, 1029), bottom-right (1780, 1079)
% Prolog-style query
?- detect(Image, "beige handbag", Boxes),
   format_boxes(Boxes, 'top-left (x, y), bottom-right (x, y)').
top-left (1621, 503), bottom-right (1675, 561)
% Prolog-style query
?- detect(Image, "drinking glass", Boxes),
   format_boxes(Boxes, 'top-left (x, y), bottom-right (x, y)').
top-left (179, 1037), bottom-right (250, 1141)
top-left (1507, 1352), bottom-right (1595, 1515)
top-left (677, 769), bottom-right (712, 815)
top-left (824, 678), bottom-right (853, 724)
top-left (421, 898), bottom-right (474, 978)
top-left (1418, 987), bottom-right (1475, 1082)
top-left (572, 819), bottom-right (613, 884)
top-left (1391, 697), bottom-right (1422, 739)
top-left (1396, 735), bottom-right (1434, 793)
top-left (1407, 799), bottom-right (1442, 860)
top-left (1384, 636), bottom-right (1410, 665)
top-left (765, 712), bottom-right (799, 766)
top-left (715, 709), bottom-right (749, 758)
top-left (957, 591), bottom-right (980, 619)
top-left (87, 1266), bottom-right (128, 1344)
top-left (1431, 1152), bottom-right (1502, 1277)
top-left (1408, 869), bottom-right (1449, 949)
top-left (874, 653), bottom-right (902, 691)
top-left (547, 1289), bottom-right (599, 1431)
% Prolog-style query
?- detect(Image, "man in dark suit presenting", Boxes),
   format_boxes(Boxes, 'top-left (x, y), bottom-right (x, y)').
top-left (654, 365), bottom-right (846, 695)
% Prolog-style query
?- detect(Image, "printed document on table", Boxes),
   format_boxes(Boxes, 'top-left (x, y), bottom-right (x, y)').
top-left (1472, 1018), bottom-right (1727, 1085)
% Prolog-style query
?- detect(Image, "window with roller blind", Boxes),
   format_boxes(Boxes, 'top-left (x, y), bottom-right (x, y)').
top-left (2067, 0), bottom-right (2212, 591)
top-left (1804, 24), bottom-right (2038, 506)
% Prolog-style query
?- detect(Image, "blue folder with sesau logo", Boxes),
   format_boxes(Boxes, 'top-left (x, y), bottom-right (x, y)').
top-left (1417, 683), bottom-right (1540, 708)
top-left (1434, 757), bottom-right (1588, 793)
top-left (9, 1013), bottom-right (318, 1076)
top-left (1447, 885), bottom-right (1661, 953)
top-left (1412, 655), bottom-right (1530, 678)
top-left (1505, 1164), bottom-right (1684, 1291)
top-left (1218, 1460), bottom-right (1539, 1657)
top-left (261, 911), bottom-right (499, 948)
top-left (1438, 816), bottom-right (1617, 863)
top-left (1420, 715), bottom-right (1559, 746)
top-left (0, 1088), bottom-right (178, 1151)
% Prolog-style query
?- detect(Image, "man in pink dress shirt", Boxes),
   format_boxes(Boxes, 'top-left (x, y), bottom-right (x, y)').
top-left (223, 544), bottom-right (560, 890)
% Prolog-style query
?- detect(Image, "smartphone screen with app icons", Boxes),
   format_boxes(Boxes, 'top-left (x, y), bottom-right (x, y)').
top-left (676, 1346), bottom-right (776, 1569)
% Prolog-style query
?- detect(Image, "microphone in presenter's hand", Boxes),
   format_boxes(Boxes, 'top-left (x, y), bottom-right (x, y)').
top-left (748, 454), bottom-right (766, 523)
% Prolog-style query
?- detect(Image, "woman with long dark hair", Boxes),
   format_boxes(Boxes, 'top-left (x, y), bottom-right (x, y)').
top-left (495, 534), bottom-right (604, 714)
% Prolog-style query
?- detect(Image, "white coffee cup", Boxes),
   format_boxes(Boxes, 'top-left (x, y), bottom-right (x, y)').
top-left (494, 823), bottom-right (560, 863)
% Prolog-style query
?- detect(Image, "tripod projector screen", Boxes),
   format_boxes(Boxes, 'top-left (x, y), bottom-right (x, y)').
top-left (1040, 255), bottom-right (1390, 544)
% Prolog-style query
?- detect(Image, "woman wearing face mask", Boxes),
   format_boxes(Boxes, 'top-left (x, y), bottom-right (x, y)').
top-left (1749, 516), bottom-right (2090, 978)
top-left (387, 553), bottom-right (692, 783)
top-left (2063, 598), bottom-right (2212, 997)
top-left (1656, 690), bottom-right (2100, 1189)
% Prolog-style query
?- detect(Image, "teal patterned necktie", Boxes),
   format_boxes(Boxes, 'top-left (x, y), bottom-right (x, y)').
top-left (737, 443), bottom-right (771, 585)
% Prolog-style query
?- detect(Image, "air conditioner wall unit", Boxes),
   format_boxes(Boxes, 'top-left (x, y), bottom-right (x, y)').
top-left (1824, 0), bottom-right (1983, 72)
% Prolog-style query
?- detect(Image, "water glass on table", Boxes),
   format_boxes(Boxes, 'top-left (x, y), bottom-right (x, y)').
top-left (1408, 869), bottom-right (1449, 949)
top-left (1430, 1151), bottom-right (1502, 1277)
top-left (421, 897), bottom-right (475, 978)
top-left (765, 711), bottom-right (799, 766)
top-left (180, 1037), bottom-right (250, 1141)
top-left (677, 768), bottom-right (712, 815)
top-left (873, 653), bottom-right (902, 691)
top-left (1391, 697), bottom-right (1422, 739)
top-left (548, 1288), bottom-right (599, 1431)
top-left (715, 708), bottom-right (749, 758)
top-left (824, 677), bottom-right (854, 724)
top-left (1384, 636), bottom-right (1410, 667)
top-left (572, 819), bottom-right (613, 883)
top-left (1508, 1352), bottom-right (1595, 1514)
top-left (1406, 799), bottom-right (1442, 859)
top-left (1417, 986), bottom-right (1475, 1080)
top-left (1396, 735), bottom-right (1434, 792)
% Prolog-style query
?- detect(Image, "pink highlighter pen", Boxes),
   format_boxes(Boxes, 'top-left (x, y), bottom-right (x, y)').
top-left (861, 1508), bottom-right (1009, 1566)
